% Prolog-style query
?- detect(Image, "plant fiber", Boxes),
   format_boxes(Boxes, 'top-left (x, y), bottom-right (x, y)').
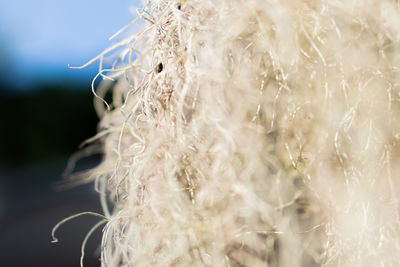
top-left (82, 0), bottom-right (400, 266)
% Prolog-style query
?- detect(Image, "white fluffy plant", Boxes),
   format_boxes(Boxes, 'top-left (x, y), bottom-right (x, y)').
top-left (56, 0), bottom-right (400, 266)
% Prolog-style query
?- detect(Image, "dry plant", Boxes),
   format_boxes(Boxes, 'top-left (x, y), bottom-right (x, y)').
top-left (53, 0), bottom-right (400, 266)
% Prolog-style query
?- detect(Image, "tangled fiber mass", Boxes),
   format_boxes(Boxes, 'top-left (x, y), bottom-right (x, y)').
top-left (69, 0), bottom-right (400, 266)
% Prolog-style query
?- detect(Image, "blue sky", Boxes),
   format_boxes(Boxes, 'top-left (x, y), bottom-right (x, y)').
top-left (0, 0), bottom-right (138, 89)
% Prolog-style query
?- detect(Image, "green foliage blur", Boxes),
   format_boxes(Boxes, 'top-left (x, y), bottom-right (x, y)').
top-left (0, 82), bottom-right (99, 171)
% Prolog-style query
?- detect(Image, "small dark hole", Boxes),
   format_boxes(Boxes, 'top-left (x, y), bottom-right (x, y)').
top-left (156, 63), bottom-right (163, 73)
top-left (297, 207), bottom-right (306, 215)
top-left (176, 3), bottom-right (181, 10)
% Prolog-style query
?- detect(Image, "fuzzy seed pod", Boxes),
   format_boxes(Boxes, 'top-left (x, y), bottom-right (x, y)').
top-left (78, 0), bottom-right (400, 266)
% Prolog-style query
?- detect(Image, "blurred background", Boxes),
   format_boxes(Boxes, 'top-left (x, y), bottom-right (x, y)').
top-left (0, 0), bottom-right (136, 266)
